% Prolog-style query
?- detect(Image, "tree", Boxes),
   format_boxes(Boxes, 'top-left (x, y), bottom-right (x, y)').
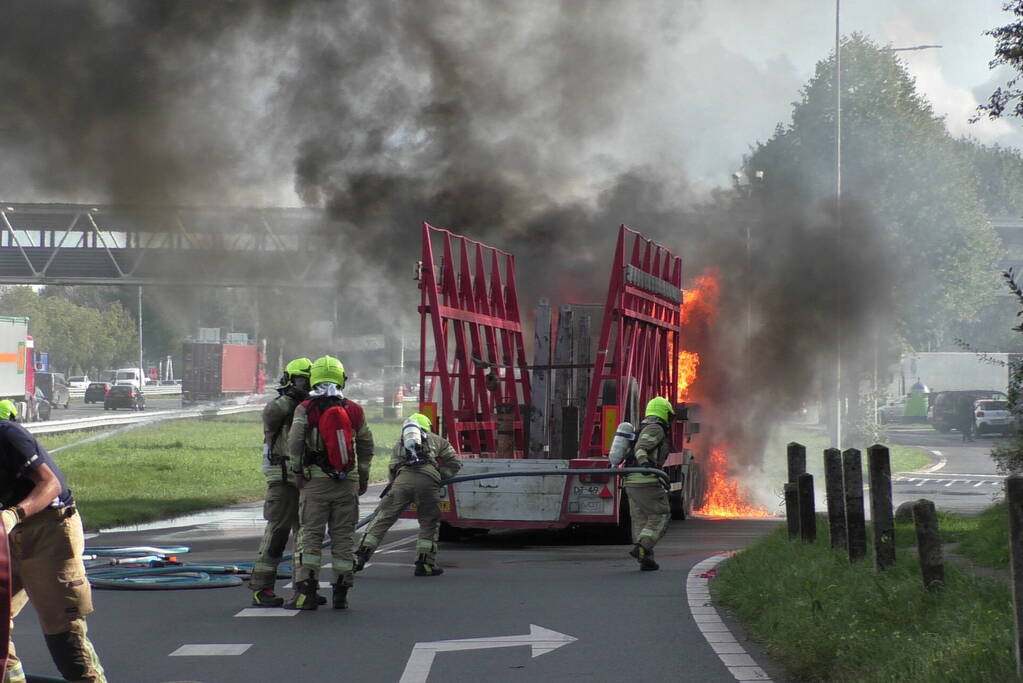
top-left (978, 1), bottom-right (1023, 121)
top-left (0, 287), bottom-right (137, 375)
top-left (746, 34), bottom-right (1002, 350)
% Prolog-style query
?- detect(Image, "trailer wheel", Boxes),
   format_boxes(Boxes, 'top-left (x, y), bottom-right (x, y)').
top-left (669, 490), bottom-right (685, 520)
top-left (438, 522), bottom-right (463, 542)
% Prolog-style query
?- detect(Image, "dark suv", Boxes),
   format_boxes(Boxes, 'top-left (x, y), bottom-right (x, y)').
top-left (104, 385), bottom-right (145, 411)
top-left (84, 382), bottom-right (111, 404)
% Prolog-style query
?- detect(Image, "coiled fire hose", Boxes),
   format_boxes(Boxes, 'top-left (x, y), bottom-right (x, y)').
top-left (83, 467), bottom-right (669, 590)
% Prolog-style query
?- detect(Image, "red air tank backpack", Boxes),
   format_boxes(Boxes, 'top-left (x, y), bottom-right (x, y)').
top-left (304, 397), bottom-right (359, 479)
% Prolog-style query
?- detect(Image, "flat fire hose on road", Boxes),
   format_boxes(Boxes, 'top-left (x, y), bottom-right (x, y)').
top-left (71, 467), bottom-right (669, 591)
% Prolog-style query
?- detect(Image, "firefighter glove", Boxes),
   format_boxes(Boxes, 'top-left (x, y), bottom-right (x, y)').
top-left (1, 507), bottom-right (22, 534)
top-left (359, 473), bottom-right (369, 496)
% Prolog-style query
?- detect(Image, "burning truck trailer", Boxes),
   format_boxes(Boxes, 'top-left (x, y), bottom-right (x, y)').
top-left (409, 223), bottom-right (704, 542)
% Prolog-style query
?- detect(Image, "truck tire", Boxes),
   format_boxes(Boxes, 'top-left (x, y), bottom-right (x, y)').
top-left (438, 522), bottom-right (463, 542)
top-left (669, 490), bottom-right (685, 520)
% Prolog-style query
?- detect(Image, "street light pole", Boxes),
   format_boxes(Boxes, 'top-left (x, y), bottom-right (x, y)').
top-left (835, 0), bottom-right (843, 450)
top-left (138, 286), bottom-right (144, 384)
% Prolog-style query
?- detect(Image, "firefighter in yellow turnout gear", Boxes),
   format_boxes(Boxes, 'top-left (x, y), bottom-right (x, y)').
top-left (355, 413), bottom-right (461, 576)
top-left (248, 357), bottom-right (314, 607)
top-left (286, 356), bottom-right (374, 610)
top-left (0, 399), bottom-right (105, 682)
top-left (623, 396), bottom-right (674, 571)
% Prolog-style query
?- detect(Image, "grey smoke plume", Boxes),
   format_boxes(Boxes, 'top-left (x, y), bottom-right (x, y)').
top-left (0, 2), bottom-right (897, 484)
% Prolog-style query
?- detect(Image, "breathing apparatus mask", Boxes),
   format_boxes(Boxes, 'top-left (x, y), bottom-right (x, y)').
top-left (402, 419), bottom-right (425, 465)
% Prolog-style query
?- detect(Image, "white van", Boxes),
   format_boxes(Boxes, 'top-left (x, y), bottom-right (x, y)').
top-left (113, 368), bottom-right (144, 389)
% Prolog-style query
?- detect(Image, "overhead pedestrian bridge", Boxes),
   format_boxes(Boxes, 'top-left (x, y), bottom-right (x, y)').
top-left (0, 203), bottom-right (341, 288)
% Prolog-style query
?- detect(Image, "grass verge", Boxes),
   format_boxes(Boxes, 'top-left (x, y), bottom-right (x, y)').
top-left (713, 516), bottom-right (1017, 682)
top-left (50, 403), bottom-right (406, 530)
top-left (767, 425), bottom-right (932, 482)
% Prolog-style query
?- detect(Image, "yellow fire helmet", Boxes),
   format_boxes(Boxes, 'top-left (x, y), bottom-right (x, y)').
top-left (644, 396), bottom-right (673, 423)
top-left (407, 412), bottom-right (431, 431)
top-left (0, 399), bottom-right (17, 421)
top-left (309, 355), bottom-right (347, 388)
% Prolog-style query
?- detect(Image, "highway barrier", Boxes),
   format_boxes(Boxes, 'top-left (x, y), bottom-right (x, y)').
top-left (26, 401), bottom-right (263, 435)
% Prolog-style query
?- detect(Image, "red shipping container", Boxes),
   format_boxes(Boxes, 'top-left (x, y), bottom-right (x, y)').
top-left (221, 344), bottom-right (258, 393)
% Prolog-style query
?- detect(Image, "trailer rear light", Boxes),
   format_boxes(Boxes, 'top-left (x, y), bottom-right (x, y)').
top-left (579, 473), bottom-right (609, 484)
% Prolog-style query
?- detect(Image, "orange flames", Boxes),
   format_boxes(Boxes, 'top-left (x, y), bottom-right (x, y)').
top-left (676, 350), bottom-right (699, 403)
top-left (695, 446), bottom-right (772, 518)
top-left (678, 270), bottom-right (772, 518)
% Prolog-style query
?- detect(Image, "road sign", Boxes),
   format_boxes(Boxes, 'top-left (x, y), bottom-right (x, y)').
top-left (34, 352), bottom-right (48, 372)
top-left (399, 624), bottom-right (576, 683)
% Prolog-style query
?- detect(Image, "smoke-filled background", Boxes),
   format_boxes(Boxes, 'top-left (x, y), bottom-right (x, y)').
top-left (1, 1), bottom-right (1012, 494)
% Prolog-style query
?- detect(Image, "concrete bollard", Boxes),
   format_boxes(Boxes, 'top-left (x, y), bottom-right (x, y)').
top-left (824, 448), bottom-right (847, 550)
top-left (843, 448), bottom-right (866, 563)
top-left (787, 442), bottom-right (806, 484)
top-left (868, 444), bottom-right (895, 570)
top-left (912, 498), bottom-right (943, 591)
top-left (1006, 475), bottom-right (1023, 675)
top-left (797, 472), bottom-right (816, 543)
top-left (784, 483), bottom-right (799, 540)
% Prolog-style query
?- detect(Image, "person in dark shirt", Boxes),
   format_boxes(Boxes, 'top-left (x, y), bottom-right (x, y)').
top-left (0, 399), bottom-right (105, 682)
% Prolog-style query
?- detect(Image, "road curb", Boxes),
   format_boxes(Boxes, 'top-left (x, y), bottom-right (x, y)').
top-left (687, 553), bottom-right (773, 682)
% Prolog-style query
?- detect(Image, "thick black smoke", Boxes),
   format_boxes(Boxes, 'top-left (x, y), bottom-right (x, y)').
top-left (1, 1), bottom-right (896, 484)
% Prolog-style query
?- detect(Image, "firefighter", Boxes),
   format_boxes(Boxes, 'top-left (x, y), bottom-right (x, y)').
top-left (623, 396), bottom-right (674, 571)
top-left (248, 357), bottom-right (314, 607)
top-left (354, 412), bottom-right (461, 576)
top-left (285, 356), bottom-right (374, 610)
top-left (0, 399), bottom-right (106, 682)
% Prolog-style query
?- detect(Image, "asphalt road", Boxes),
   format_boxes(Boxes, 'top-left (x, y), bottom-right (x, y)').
top-left (9, 491), bottom-right (785, 683)
top-left (56, 395), bottom-right (185, 419)
top-left (886, 425), bottom-right (1007, 514)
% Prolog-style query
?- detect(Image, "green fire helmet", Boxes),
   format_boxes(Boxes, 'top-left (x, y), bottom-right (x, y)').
top-left (0, 399), bottom-right (17, 421)
top-left (644, 396), bottom-right (673, 423)
top-left (284, 357), bottom-right (313, 378)
top-left (310, 355), bottom-right (346, 388)
top-left (407, 412), bottom-right (431, 431)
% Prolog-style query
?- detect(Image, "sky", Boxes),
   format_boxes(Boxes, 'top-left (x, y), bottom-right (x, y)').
top-left (668, 1), bottom-right (1023, 189)
top-left (1, 1), bottom-right (1019, 207)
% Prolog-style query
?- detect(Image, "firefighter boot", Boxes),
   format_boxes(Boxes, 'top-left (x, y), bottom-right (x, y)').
top-left (414, 554), bottom-right (444, 577)
top-left (333, 581), bottom-right (350, 610)
top-left (283, 579), bottom-right (319, 610)
top-left (251, 589), bottom-right (284, 607)
top-left (629, 544), bottom-right (660, 571)
top-left (354, 543), bottom-right (374, 572)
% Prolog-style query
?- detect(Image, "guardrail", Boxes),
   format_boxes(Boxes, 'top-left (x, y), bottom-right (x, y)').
top-left (26, 401), bottom-right (264, 435)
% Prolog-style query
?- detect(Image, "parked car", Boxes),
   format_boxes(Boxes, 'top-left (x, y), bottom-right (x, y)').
top-left (929, 390), bottom-right (1007, 432)
top-left (974, 399), bottom-right (1015, 436)
top-left (84, 381), bottom-right (111, 404)
top-left (35, 372), bottom-right (71, 409)
top-left (67, 375), bottom-right (90, 390)
top-left (878, 398), bottom-right (906, 425)
top-left (104, 385), bottom-right (145, 411)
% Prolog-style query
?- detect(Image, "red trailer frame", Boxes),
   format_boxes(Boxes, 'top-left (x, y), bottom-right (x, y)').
top-left (580, 225), bottom-right (683, 457)
top-left (417, 223), bottom-right (531, 456)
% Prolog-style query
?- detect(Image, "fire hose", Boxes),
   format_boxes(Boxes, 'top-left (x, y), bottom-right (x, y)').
top-left (78, 467), bottom-right (669, 590)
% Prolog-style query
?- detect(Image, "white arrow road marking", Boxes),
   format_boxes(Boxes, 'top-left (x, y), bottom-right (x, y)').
top-left (398, 624), bottom-right (577, 683)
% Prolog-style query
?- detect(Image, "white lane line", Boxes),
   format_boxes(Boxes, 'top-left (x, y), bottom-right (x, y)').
top-left (170, 644), bottom-right (251, 656)
top-left (915, 480), bottom-right (926, 487)
top-left (943, 481), bottom-right (956, 488)
top-left (973, 482), bottom-right (984, 488)
top-left (687, 554), bottom-right (773, 683)
top-left (235, 608), bottom-right (298, 618)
